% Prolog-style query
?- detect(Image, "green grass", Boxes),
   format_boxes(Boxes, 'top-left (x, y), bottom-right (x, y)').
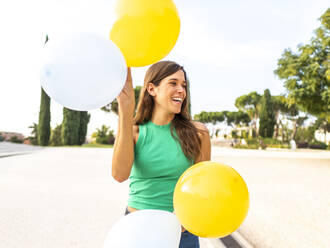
top-left (63, 143), bottom-right (113, 148)
top-left (82, 143), bottom-right (113, 148)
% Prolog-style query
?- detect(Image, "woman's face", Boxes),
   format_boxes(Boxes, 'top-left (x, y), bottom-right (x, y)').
top-left (148, 70), bottom-right (187, 114)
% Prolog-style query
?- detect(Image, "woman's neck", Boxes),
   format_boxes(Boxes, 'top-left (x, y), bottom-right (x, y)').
top-left (151, 107), bottom-right (175, 125)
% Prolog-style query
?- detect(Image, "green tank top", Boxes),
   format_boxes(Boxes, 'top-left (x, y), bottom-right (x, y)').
top-left (128, 120), bottom-right (193, 212)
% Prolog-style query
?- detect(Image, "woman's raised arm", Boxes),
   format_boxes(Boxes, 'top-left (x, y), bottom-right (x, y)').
top-left (112, 68), bottom-right (136, 182)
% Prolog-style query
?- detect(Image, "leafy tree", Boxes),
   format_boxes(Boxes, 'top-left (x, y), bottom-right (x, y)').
top-left (194, 111), bottom-right (225, 137)
top-left (223, 111), bottom-right (250, 127)
top-left (274, 9), bottom-right (330, 121)
top-left (235, 91), bottom-right (261, 136)
top-left (194, 111), bottom-right (225, 124)
top-left (271, 95), bottom-right (307, 140)
top-left (38, 35), bottom-right (51, 146)
top-left (223, 111), bottom-right (251, 140)
top-left (288, 115), bottom-right (308, 140)
top-left (194, 111), bottom-right (210, 123)
top-left (209, 112), bottom-right (225, 124)
top-left (194, 111), bottom-right (250, 138)
top-left (259, 89), bottom-right (276, 138)
top-left (28, 123), bottom-right (38, 145)
top-left (314, 117), bottom-right (330, 143)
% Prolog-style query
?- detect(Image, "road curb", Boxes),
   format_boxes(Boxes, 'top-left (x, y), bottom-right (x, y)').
top-left (200, 237), bottom-right (226, 248)
top-left (230, 231), bottom-right (254, 248)
top-left (200, 231), bottom-right (253, 248)
top-left (0, 152), bottom-right (32, 158)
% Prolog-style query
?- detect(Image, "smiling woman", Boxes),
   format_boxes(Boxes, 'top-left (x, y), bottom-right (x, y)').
top-left (111, 61), bottom-right (211, 248)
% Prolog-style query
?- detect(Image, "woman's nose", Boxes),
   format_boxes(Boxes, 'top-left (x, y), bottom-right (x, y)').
top-left (177, 84), bottom-right (185, 92)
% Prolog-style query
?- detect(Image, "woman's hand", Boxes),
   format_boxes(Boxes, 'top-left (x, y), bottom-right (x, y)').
top-left (117, 67), bottom-right (135, 118)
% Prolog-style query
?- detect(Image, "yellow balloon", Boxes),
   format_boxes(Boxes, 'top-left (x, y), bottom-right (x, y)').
top-left (110, 0), bottom-right (180, 67)
top-left (173, 161), bottom-right (249, 238)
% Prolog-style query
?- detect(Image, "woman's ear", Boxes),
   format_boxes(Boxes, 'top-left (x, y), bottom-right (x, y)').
top-left (147, 82), bottom-right (157, 96)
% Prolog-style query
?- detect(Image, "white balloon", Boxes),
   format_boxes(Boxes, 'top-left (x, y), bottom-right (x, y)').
top-left (40, 32), bottom-right (127, 111)
top-left (103, 210), bottom-right (182, 248)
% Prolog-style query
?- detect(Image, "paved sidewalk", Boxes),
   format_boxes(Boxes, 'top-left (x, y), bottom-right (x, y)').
top-left (213, 148), bottom-right (330, 248)
top-left (0, 147), bottom-right (223, 248)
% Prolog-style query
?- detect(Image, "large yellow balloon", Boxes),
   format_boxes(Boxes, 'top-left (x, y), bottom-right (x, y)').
top-left (173, 161), bottom-right (249, 238)
top-left (110, 0), bottom-right (180, 67)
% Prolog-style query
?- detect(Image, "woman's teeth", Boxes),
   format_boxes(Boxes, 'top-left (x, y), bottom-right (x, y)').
top-left (172, 97), bottom-right (182, 102)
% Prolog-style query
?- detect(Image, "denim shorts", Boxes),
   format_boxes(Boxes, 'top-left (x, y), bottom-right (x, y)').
top-left (124, 208), bottom-right (199, 248)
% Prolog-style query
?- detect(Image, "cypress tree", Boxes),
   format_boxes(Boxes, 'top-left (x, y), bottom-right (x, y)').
top-left (259, 89), bottom-right (276, 138)
top-left (38, 88), bottom-right (51, 146)
top-left (78, 111), bottom-right (90, 145)
top-left (61, 108), bottom-right (80, 145)
top-left (38, 34), bottom-right (51, 146)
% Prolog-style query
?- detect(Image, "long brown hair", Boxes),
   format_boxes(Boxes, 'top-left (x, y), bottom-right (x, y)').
top-left (134, 61), bottom-right (202, 162)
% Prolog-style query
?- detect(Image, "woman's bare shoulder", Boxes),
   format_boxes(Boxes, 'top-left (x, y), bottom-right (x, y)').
top-left (192, 121), bottom-right (211, 162)
top-left (192, 121), bottom-right (208, 132)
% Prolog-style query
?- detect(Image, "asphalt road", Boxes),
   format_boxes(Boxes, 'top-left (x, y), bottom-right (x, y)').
top-left (0, 144), bottom-right (329, 248)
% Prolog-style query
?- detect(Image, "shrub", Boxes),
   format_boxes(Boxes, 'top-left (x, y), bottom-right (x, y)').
top-left (267, 144), bottom-right (290, 149)
top-left (231, 130), bottom-right (238, 139)
top-left (308, 141), bottom-right (327, 150)
top-left (26, 136), bottom-right (38, 145)
top-left (245, 137), bottom-right (288, 149)
top-left (94, 125), bottom-right (115, 145)
top-left (297, 142), bottom-right (308, 148)
top-left (246, 138), bottom-right (259, 145)
top-left (262, 138), bottom-right (282, 145)
top-left (50, 124), bottom-right (62, 146)
top-left (234, 144), bottom-right (259, 149)
top-left (10, 136), bottom-right (23, 144)
top-left (0, 134), bottom-right (4, 142)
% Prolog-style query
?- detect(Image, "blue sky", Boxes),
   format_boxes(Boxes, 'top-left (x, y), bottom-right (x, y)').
top-left (0, 0), bottom-right (328, 136)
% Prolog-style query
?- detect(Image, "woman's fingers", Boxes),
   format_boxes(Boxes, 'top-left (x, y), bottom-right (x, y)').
top-left (119, 67), bottom-right (133, 97)
top-left (126, 67), bottom-right (133, 88)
